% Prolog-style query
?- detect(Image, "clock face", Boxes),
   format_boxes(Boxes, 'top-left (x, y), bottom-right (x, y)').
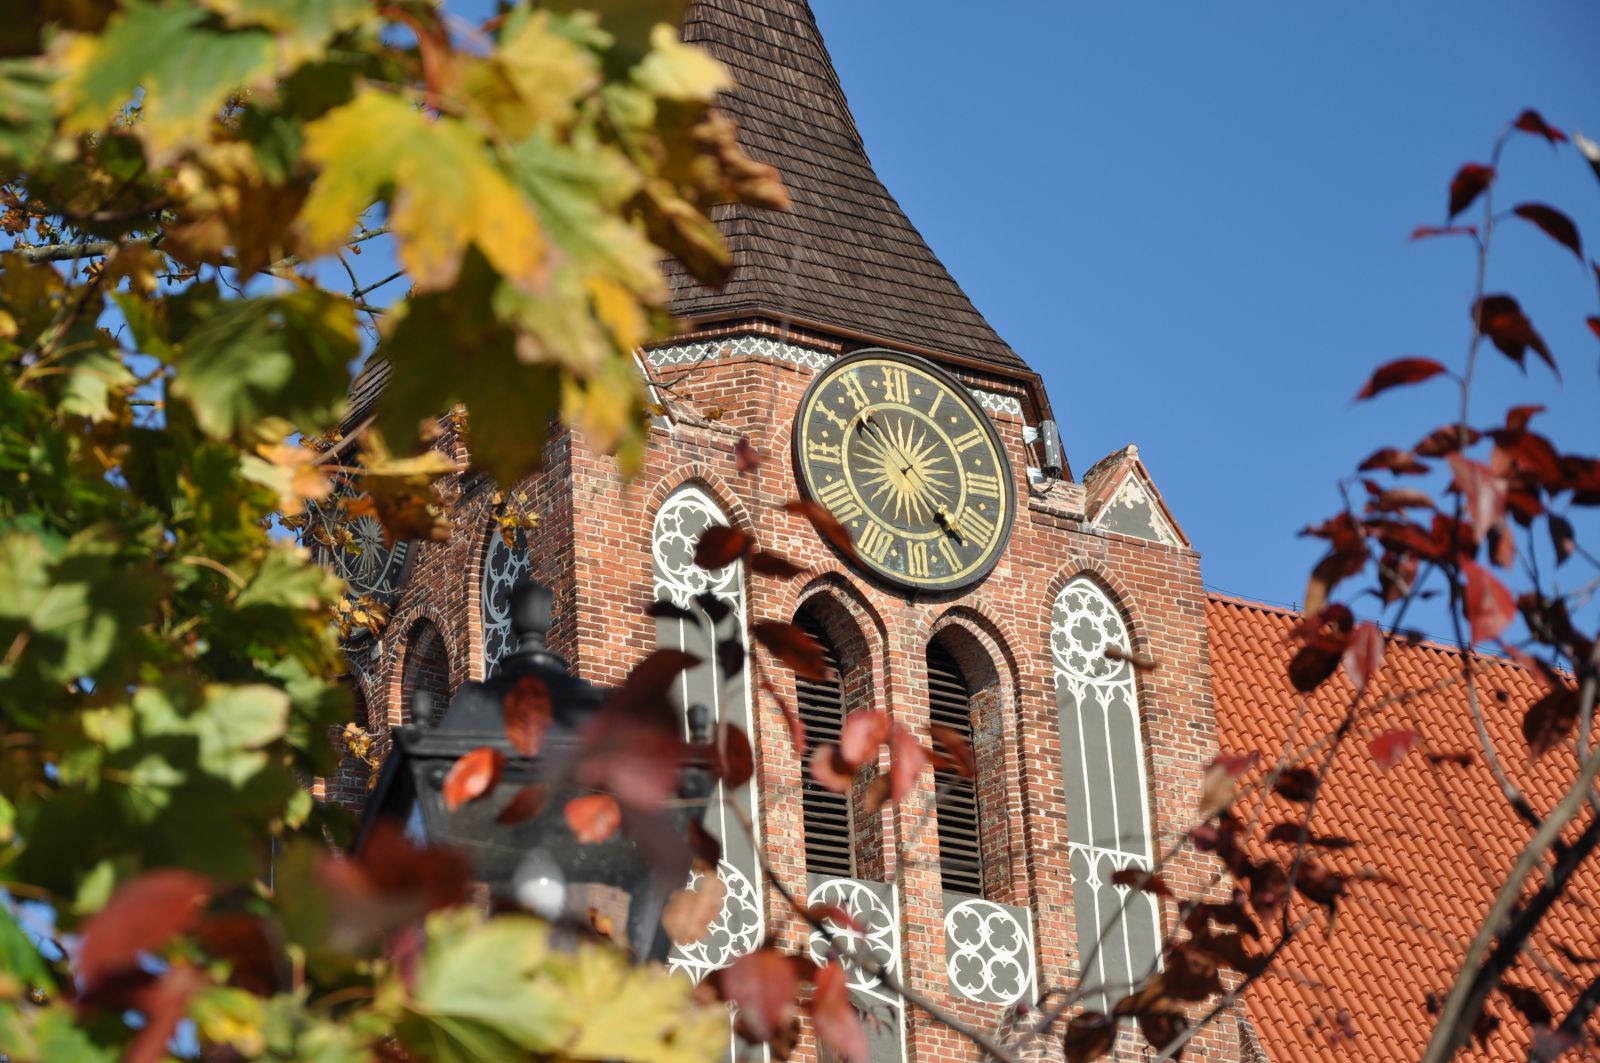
top-left (793, 351), bottom-right (1015, 592)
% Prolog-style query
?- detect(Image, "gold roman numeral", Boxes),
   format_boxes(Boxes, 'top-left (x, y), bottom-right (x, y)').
top-left (954, 427), bottom-right (986, 453)
top-left (967, 472), bottom-right (1002, 498)
top-left (840, 372), bottom-right (871, 410)
top-left (882, 367), bottom-right (910, 404)
top-left (806, 440), bottom-right (843, 464)
top-left (815, 478), bottom-right (863, 522)
top-left (955, 507), bottom-right (995, 545)
top-left (938, 536), bottom-right (962, 573)
top-left (817, 405), bottom-right (850, 431)
top-left (906, 540), bottom-right (930, 579)
top-left (857, 521), bottom-right (895, 564)
top-left (927, 389), bottom-right (945, 419)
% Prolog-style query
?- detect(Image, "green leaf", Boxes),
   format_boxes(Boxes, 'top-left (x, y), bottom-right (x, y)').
top-left (0, 58), bottom-right (55, 174)
top-left (0, 905), bottom-right (53, 994)
top-left (167, 287), bottom-right (355, 441)
top-left (374, 257), bottom-right (560, 486)
top-left (55, 2), bottom-right (274, 159)
top-left (53, 347), bottom-right (135, 423)
top-left (300, 88), bottom-right (547, 293)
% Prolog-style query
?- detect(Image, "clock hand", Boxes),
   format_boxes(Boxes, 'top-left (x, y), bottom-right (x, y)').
top-left (935, 507), bottom-right (965, 544)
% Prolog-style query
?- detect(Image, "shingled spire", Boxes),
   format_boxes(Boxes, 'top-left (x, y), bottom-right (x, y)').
top-left (670, 0), bottom-right (1025, 371)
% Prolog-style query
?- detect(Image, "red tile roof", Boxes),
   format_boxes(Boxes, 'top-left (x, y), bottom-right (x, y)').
top-left (1206, 594), bottom-right (1600, 1060)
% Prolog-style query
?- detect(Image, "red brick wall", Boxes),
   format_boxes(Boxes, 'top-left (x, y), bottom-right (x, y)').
top-left (343, 321), bottom-right (1241, 1062)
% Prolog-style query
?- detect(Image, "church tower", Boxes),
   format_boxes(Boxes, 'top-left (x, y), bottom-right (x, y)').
top-left (330, 1), bottom-right (1237, 1059)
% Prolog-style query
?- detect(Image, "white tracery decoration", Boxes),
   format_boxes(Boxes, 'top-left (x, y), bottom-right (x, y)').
top-left (807, 877), bottom-right (900, 995)
top-left (652, 487), bottom-right (742, 608)
top-left (944, 898), bottom-right (1034, 1005)
top-left (653, 485), bottom-right (763, 982)
top-left (304, 476), bottom-right (411, 604)
top-left (480, 531), bottom-right (531, 676)
top-left (1053, 576), bottom-right (1161, 1003)
top-left (668, 862), bottom-right (763, 982)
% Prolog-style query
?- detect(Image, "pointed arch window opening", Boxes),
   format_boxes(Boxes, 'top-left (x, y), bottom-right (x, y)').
top-left (1052, 577), bottom-right (1161, 1007)
top-left (927, 642), bottom-right (983, 897)
top-left (481, 528), bottom-right (532, 678)
top-left (651, 485), bottom-right (764, 985)
top-left (796, 611), bottom-right (857, 880)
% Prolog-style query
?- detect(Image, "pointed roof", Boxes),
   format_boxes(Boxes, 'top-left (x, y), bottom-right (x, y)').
top-left (671, 0), bottom-right (1026, 373)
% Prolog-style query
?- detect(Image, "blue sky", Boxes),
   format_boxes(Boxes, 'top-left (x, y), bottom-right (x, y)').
top-left (807, 0), bottom-right (1599, 633)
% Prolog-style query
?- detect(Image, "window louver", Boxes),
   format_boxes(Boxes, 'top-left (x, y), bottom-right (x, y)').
top-left (928, 643), bottom-right (982, 896)
top-left (797, 614), bottom-right (854, 878)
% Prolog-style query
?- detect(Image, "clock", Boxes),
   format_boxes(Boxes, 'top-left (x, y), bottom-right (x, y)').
top-left (793, 351), bottom-right (1015, 592)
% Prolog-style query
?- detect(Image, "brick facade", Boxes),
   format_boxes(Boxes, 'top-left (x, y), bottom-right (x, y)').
top-left (340, 325), bottom-right (1242, 1061)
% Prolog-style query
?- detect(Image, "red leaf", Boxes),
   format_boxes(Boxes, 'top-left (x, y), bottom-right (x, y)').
top-left (1549, 513), bottom-right (1575, 565)
top-left (783, 499), bottom-right (859, 561)
top-left (750, 550), bottom-right (806, 580)
top-left (1447, 454), bottom-right (1509, 542)
top-left (1063, 1011), bottom-right (1117, 1063)
top-left (1587, 316), bottom-right (1600, 342)
top-left (806, 903), bottom-right (864, 933)
top-left (1427, 749), bottom-right (1474, 767)
top-left (564, 793), bottom-right (622, 843)
top-left (1137, 1010), bottom-right (1189, 1058)
top-left (1273, 767), bottom-right (1318, 802)
top-left (694, 525), bottom-right (751, 570)
top-left (1248, 861), bottom-right (1288, 925)
top-left (78, 871), bottom-right (214, 991)
top-left (1448, 163), bottom-right (1495, 219)
top-left (1523, 685), bottom-right (1579, 758)
top-left (496, 784), bottom-right (548, 824)
top-left (1110, 868), bottom-right (1172, 896)
top-left (194, 914), bottom-right (279, 995)
top-left (809, 744), bottom-right (855, 793)
top-left (1358, 447), bottom-right (1429, 475)
top-left (808, 961), bottom-right (869, 1063)
top-left (125, 965), bottom-right (207, 1063)
top-left (504, 675), bottom-right (552, 757)
top-left (928, 722), bottom-right (976, 779)
top-left (1289, 636), bottom-right (1344, 693)
top-left (1368, 728), bottom-right (1421, 770)
top-left (885, 722), bottom-right (928, 805)
top-left (1475, 294), bottom-right (1557, 376)
top-left (1461, 556), bottom-right (1516, 642)
top-left (1341, 622), bottom-right (1386, 694)
top-left (443, 746), bottom-right (504, 811)
top-left (1513, 203), bottom-right (1583, 260)
top-left (1411, 224), bottom-right (1478, 241)
top-left (578, 716), bottom-right (687, 812)
top-left (1355, 357), bottom-right (1448, 400)
top-left (710, 724), bottom-right (755, 788)
top-left (837, 708), bottom-right (889, 768)
top-left (1513, 109), bottom-right (1566, 144)
top-left (760, 677), bottom-right (805, 751)
top-left (1415, 424), bottom-right (1482, 457)
top-left (753, 620), bottom-right (831, 681)
top-left (734, 436), bottom-right (763, 473)
top-left (605, 649), bottom-right (700, 723)
top-left (715, 947), bottom-right (804, 1042)
top-left (1209, 751), bottom-right (1259, 777)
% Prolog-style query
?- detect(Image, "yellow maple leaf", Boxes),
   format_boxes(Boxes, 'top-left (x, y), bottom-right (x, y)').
top-left (460, 10), bottom-right (599, 141)
top-left (633, 23), bottom-right (730, 103)
top-left (299, 89), bottom-right (546, 293)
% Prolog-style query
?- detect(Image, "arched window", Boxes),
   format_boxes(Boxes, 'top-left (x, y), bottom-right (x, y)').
top-left (481, 529), bottom-right (531, 677)
top-left (927, 642), bottom-right (982, 896)
top-left (1052, 577), bottom-right (1160, 1001)
top-left (797, 611), bottom-right (855, 879)
top-left (653, 485), bottom-right (763, 984)
top-left (401, 619), bottom-right (451, 723)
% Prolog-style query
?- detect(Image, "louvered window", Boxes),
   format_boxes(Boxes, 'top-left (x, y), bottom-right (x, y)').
top-left (797, 613), bottom-right (855, 878)
top-left (928, 644), bottom-right (982, 895)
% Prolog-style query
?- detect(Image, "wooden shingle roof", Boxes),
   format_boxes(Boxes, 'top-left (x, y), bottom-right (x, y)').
top-left (671, 0), bottom-right (1026, 372)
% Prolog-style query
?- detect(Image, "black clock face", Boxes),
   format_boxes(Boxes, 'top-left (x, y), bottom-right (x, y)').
top-left (793, 352), bottom-right (1015, 592)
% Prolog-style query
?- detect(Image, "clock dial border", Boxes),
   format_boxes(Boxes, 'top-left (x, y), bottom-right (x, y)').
top-left (791, 349), bottom-right (1017, 593)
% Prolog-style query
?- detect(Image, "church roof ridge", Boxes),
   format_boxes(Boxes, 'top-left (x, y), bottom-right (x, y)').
top-left (670, 0), bottom-right (1026, 373)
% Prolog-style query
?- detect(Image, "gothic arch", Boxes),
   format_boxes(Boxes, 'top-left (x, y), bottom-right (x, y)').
top-left (400, 618), bottom-right (451, 725)
top-left (640, 462), bottom-right (757, 540)
top-left (792, 578), bottom-right (887, 883)
top-left (926, 610), bottom-right (1021, 902)
top-left (1050, 572), bottom-right (1161, 1003)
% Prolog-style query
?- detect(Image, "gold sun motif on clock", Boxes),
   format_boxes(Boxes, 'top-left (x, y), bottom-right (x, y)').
top-left (793, 351), bottom-right (1015, 592)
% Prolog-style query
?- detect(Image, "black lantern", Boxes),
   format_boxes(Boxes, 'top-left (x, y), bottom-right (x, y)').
top-left (358, 579), bottom-right (712, 962)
